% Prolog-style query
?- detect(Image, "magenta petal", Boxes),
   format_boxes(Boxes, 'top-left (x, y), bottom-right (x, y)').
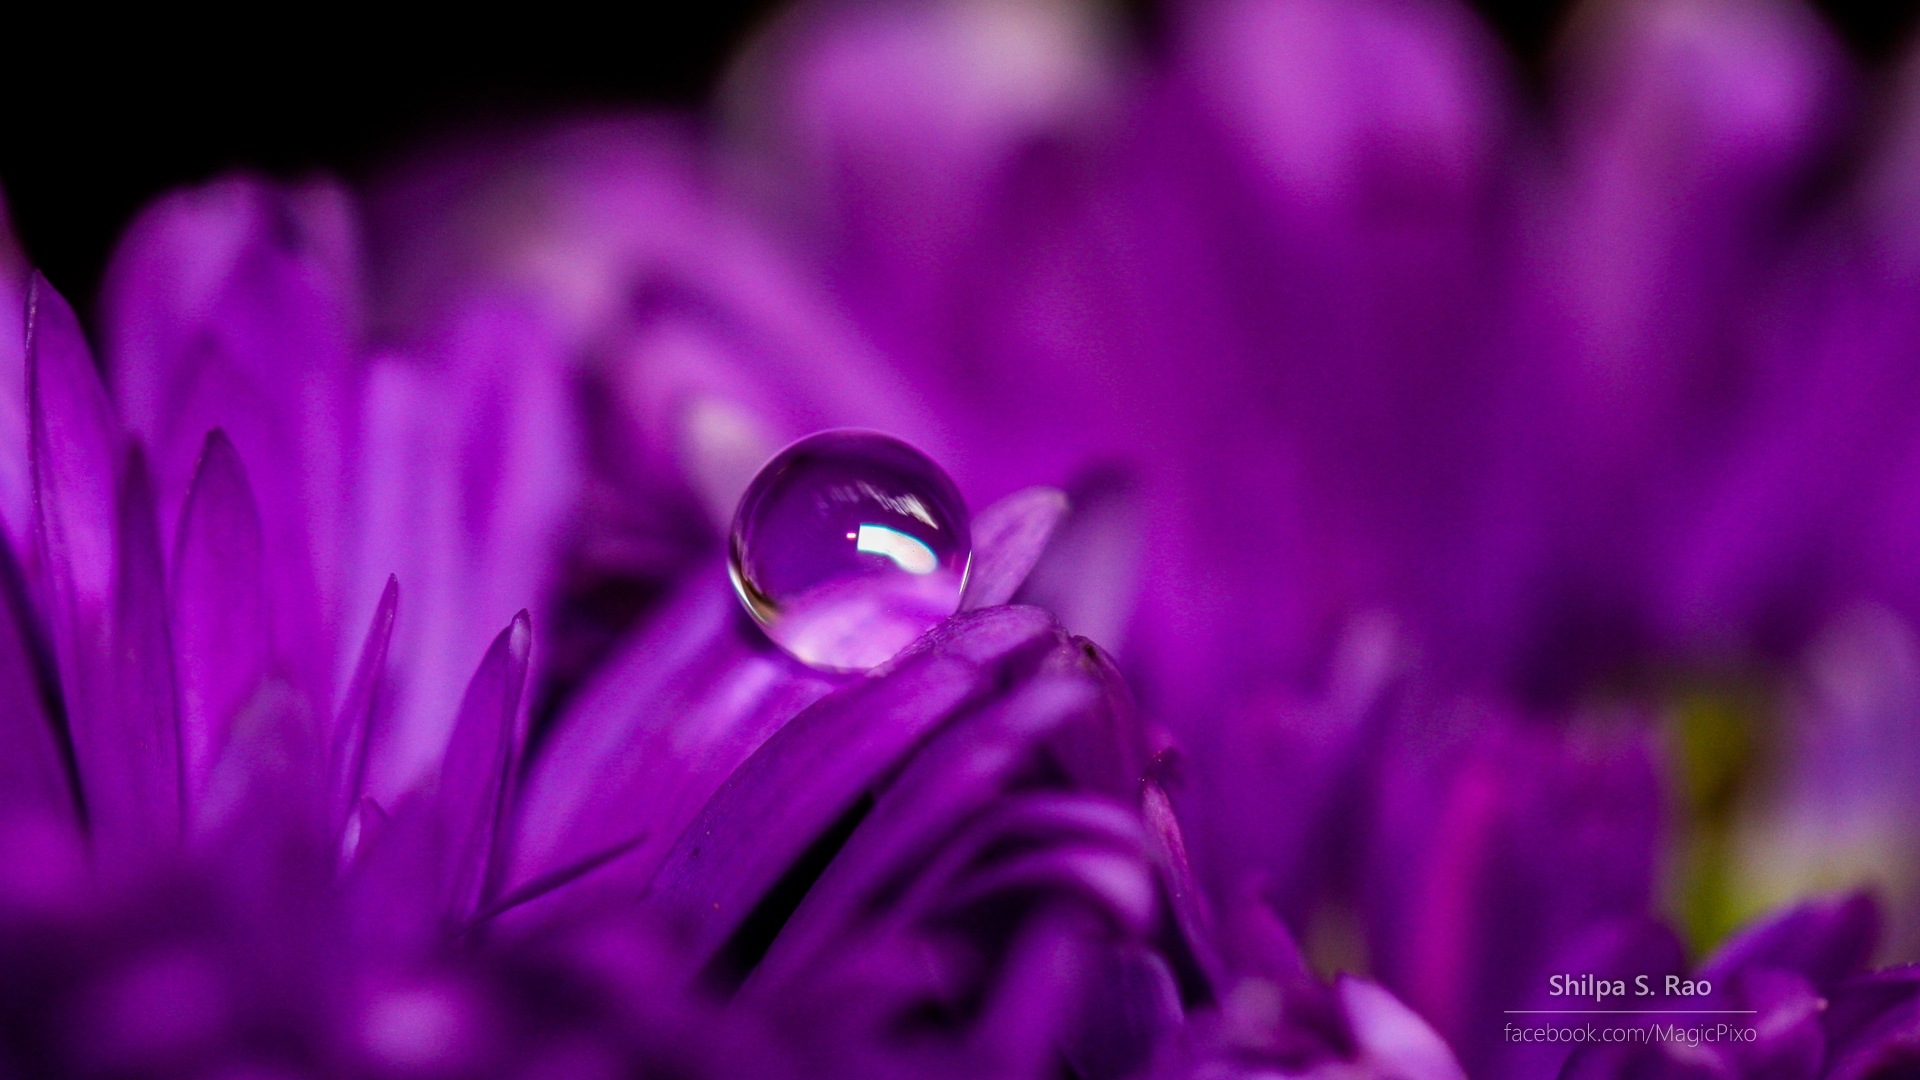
top-left (924, 806), bottom-right (1154, 933)
top-left (1013, 470), bottom-right (1141, 649)
top-left (78, 452), bottom-right (184, 862)
top-left (725, 0), bottom-right (1119, 407)
top-left (968, 913), bottom-right (1092, 1080)
top-left (1458, 0), bottom-right (1850, 685)
top-left (959, 486), bottom-right (1068, 611)
top-left (1338, 977), bottom-right (1467, 1080)
top-left (349, 300), bottom-right (575, 801)
top-left (643, 604), bottom-right (1060, 968)
top-left (104, 178), bottom-right (358, 705)
top-left (471, 833), bottom-right (649, 928)
top-left (1368, 709), bottom-right (1662, 1075)
top-left (889, 600), bottom-right (1060, 670)
top-left (742, 672), bottom-right (1106, 994)
top-left (1700, 890), bottom-right (1880, 988)
top-left (27, 274), bottom-right (123, 695)
top-left (1823, 968), bottom-right (1920, 1078)
top-left (848, 791), bottom-right (1144, 949)
top-left (193, 679), bottom-right (324, 843)
top-left (510, 576), bottom-right (833, 903)
top-left (0, 542), bottom-right (74, 825)
top-left (347, 360), bottom-right (462, 800)
top-left (170, 429), bottom-right (268, 799)
top-left (895, 795), bottom-right (1150, 924)
top-left (1060, 945), bottom-right (1183, 1080)
top-left (371, 121), bottom-right (944, 473)
top-left (0, 203), bottom-right (29, 551)
top-left (1491, 917), bottom-right (1686, 1079)
top-left (341, 789), bottom-right (442, 958)
top-left (436, 611), bottom-right (532, 920)
top-left (1142, 774), bottom-right (1225, 994)
top-left (331, 574), bottom-right (398, 831)
top-left (336, 792), bottom-right (389, 870)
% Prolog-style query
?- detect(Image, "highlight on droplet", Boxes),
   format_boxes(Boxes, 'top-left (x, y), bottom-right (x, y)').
top-left (854, 524), bottom-right (939, 574)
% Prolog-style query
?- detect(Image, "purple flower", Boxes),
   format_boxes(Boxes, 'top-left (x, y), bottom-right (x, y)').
top-left (8, 0), bottom-right (1920, 1077)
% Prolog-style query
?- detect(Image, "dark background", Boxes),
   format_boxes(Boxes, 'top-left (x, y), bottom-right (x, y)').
top-left (3, 0), bottom-right (1915, 314)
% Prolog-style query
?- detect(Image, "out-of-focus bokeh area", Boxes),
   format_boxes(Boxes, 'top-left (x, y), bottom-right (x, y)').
top-left (3, 0), bottom-right (1911, 310)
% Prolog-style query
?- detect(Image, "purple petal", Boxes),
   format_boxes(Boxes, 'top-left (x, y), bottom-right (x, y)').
top-left (741, 671), bottom-right (1103, 993)
top-left (341, 794), bottom-right (389, 866)
top-left (78, 451), bottom-right (184, 863)
top-left (959, 486), bottom-right (1068, 611)
top-left (345, 360), bottom-right (459, 799)
top-left (28, 274), bottom-right (123, 694)
top-left (728, 0), bottom-right (1118, 281)
top-left (967, 914), bottom-right (1092, 1080)
top-left (331, 574), bottom-right (398, 832)
top-left (1142, 773), bottom-right (1225, 995)
top-left (726, 0), bottom-right (1182, 512)
top-left (1148, 0), bottom-right (1516, 692)
top-left (509, 575), bottom-right (834, 910)
top-left (0, 197), bottom-right (29, 552)
top-left (1822, 967), bottom-right (1920, 1079)
top-left (340, 790), bottom-right (448, 961)
top-left (1367, 707), bottom-right (1662, 1075)
top-left (1012, 469), bottom-right (1141, 650)
top-left (1491, 917), bottom-right (1687, 1079)
top-left (928, 811), bottom-right (1154, 934)
top-left (724, 0), bottom-right (1119, 383)
top-left (370, 120), bottom-right (945, 510)
top-left (1060, 945), bottom-right (1183, 1080)
top-left (348, 300), bottom-right (574, 801)
top-left (1722, 968), bottom-right (1827, 1078)
top-left (0, 540), bottom-right (74, 825)
top-left (436, 610), bottom-right (532, 920)
top-left (103, 177), bottom-right (358, 704)
top-left (1700, 890), bottom-right (1880, 989)
top-left (170, 429), bottom-right (268, 799)
top-left (643, 605), bottom-right (1060, 969)
top-left (1337, 977), bottom-right (1466, 1080)
top-left (1459, 0), bottom-right (1849, 685)
top-left (1646, 239), bottom-right (1920, 665)
top-left (192, 679), bottom-right (324, 843)
top-left (1178, 614), bottom-right (1401, 932)
top-left (472, 833), bottom-right (649, 928)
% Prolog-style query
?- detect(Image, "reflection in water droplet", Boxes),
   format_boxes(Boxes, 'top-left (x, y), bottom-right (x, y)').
top-left (729, 431), bottom-right (972, 672)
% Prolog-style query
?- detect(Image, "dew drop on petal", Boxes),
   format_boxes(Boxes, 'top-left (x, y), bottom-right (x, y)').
top-left (729, 430), bottom-right (972, 672)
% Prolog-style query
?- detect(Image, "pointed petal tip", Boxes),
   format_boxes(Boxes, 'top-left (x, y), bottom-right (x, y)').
top-left (962, 485), bottom-right (1072, 611)
top-left (192, 427), bottom-right (241, 472)
top-left (24, 268), bottom-right (57, 311)
top-left (24, 271), bottom-right (73, 360)
top-left (23, 274), bottom-right (96, 384)
top-left (177, 428), bottom-right (260, 526)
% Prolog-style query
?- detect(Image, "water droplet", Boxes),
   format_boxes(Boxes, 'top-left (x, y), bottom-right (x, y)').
top-left (729, 431), bottom-right (972, 672)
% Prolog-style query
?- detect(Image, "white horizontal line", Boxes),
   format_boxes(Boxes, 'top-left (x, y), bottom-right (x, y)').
top-left (1503, 1010), bottom-right (1759, 1015)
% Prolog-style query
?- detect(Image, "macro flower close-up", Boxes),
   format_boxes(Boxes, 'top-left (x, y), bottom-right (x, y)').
top-left (6, 0), bottom-right (1920, 1076)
